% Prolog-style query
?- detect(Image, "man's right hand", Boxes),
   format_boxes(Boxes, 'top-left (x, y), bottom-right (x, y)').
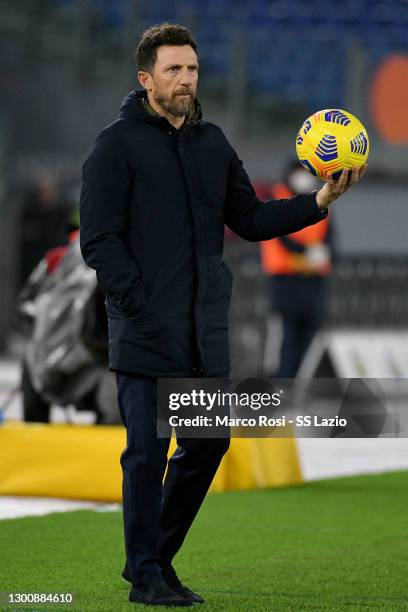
top-left (316, 164), bottom-right (367, 209)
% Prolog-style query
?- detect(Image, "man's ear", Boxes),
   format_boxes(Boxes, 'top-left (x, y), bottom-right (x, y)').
top-left (138, 70), bottom-right (153, 91)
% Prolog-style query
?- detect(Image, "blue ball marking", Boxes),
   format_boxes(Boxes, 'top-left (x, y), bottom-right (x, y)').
top-left (316, 134), bottom-right (338, 162)
top-left (325, 110), bottom-right (351, 126)
top-left (300, 159), bottom-right (317, 176)
top-left (303, 120), bottom-right (312, 135)
top-left (350, 131), bottom-right (368, 155)
top-left (331, 170), bottom-right (343, 181)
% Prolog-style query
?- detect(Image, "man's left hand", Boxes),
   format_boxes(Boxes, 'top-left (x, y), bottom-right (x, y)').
top-left (316, 164), bottom-right (367, 209)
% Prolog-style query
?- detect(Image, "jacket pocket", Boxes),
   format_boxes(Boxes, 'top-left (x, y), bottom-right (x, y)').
top-left (106, 281), bottom-right (146, 319)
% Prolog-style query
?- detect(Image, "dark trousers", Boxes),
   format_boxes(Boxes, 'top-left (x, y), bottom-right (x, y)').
top-left (269, 275), bottom-right (327, 378)
top-left (116, 372), bottom-right (230, 587)
top-left (277, 316), bottom-right (320, 377)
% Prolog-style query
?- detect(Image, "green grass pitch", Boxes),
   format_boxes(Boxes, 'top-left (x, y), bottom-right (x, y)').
top-left (1, 471), bottom-right (408, 611)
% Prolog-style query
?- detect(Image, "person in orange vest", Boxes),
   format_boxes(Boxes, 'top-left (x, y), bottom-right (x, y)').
top-left (259, 160), bottom-right (334, 378)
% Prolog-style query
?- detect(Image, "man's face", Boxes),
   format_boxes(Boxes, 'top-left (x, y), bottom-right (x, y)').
top-left (140, 45), bottom-right (199, 118)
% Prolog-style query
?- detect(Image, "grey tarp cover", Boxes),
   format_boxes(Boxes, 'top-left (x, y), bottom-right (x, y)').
top-left (23, 240), bottom-right (109, 407)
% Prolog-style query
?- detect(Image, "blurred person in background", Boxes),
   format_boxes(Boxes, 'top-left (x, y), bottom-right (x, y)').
top-left (259, 161), bottom-right (334, 378)
top-left (80, 23), bottom-right (365, 608)
top-left (20, 174), bottom-right (70, 288)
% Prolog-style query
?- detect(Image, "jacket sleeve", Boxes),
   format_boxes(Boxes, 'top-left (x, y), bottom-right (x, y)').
top-left (278, 235), bottom-right (307, 253)
top-left (79, 130), bottom-right (144, 315)
top-left (223, 150), bottom-right (327, 242)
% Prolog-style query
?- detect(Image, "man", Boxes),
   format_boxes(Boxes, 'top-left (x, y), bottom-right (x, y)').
top-left (80, 24), bottom-right (366, 607)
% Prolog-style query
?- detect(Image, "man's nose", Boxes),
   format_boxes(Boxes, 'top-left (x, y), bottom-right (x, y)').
top-left (179, 69), bottom-right (195, 86)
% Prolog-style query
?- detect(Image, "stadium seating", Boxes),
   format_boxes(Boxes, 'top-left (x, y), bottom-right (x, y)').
top-left (49, 0), bottom-right (408, 108)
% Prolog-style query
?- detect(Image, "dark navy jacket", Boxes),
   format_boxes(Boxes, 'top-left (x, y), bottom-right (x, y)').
top-left (79, 90), bottom-right (327, 377)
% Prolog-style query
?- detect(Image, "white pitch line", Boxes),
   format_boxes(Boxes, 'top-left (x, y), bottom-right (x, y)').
top-left (298, 438), bottom-right (408, 481)
top-left (0, 496), bottom-right (120, 520)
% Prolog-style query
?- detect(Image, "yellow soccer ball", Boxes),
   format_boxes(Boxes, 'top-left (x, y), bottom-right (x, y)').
top-left (296, 109), bottom-right (369, 181)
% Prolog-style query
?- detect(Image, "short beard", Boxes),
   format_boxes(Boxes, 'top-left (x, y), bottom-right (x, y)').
top-left (154, 89), bottom-right (194, 118)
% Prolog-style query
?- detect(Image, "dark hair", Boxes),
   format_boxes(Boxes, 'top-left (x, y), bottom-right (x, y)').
top-left (135, 23), bottom-right (198, 72)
